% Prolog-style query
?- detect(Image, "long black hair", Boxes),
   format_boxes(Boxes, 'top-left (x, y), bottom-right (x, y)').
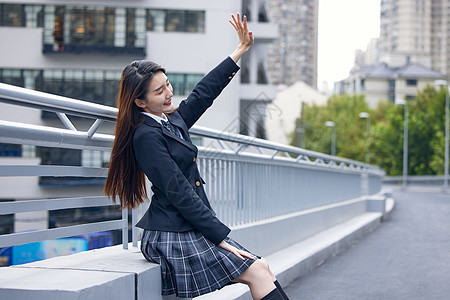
top-left (104, 60), bottom-right (165, 209)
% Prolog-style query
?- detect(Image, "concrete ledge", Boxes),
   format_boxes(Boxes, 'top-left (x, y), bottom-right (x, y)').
top-left (0, 266), bottom-right (135, 300)
top-left (196, 211), bottom-right (385, 300)
top-left (0, 244), bottom-right (163, 300)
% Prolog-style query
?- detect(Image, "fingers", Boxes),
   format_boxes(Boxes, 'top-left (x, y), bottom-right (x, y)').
top-left (233, 249), bottom-right (255, 261)
top-left (229, 13), bottom-right (246, 31)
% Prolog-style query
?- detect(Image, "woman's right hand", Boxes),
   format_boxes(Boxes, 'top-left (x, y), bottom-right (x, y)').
top-left (229, 13), bottom-right (254, 63)
top-left (219, 240), bottom-right (256, 261)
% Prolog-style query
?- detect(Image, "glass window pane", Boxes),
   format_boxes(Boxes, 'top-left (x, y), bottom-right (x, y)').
top-left (105, 8), bottom-right (115, 46)
top-left (126, 8), bottom-right (135, 47)
top-left (165, 10), bottom-right (184, 32)
top-left (67, 6), bottom-right (85, 45)
top-left (85, 7), bottom-right (106, 46)
top-left (147, 9), bottom-right (165, 32)
top-left (186, 11), bottom-right (204, 33)
top-left (2, 4), bottom-right (24, 27)
top-left (24, 5), bottom-right (43, 28)
top-left (0, 69), bottom-right (24, 86)
top-left (84, 70), bottom-right (104, 104)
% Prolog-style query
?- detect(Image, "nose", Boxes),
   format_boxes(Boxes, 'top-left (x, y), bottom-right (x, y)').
top-left (167, 87), bottom-right (173, 98)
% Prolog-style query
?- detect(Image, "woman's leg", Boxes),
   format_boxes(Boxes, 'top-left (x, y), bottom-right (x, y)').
top-left (233, 258), bottom-right (278, 300)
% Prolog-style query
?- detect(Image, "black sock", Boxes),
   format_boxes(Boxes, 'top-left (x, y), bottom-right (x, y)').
top-left (274, 280), bottom-right (290, 300)
top-left (261, 287), bottom-right (284, 300)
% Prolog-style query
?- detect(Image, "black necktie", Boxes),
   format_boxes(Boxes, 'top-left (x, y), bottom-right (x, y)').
top-left (162, 120), bottom-right (177, 136)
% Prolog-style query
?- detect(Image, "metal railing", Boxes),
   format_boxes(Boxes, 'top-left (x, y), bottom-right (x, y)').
top-left (0, 82), bottom-right (385, 251)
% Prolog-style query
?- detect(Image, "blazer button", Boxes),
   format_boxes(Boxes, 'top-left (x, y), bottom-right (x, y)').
top-left (193, 157), bottom-right (196, 162)
top-left (228, 76), bottom-right (232, 79)
top-left (232, 72), bottom-right (236, 75)
top-left (195, 181), bottom-right (201, 187)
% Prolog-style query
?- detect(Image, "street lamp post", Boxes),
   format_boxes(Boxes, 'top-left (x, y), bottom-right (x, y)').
top-left (434, 79), bottom-right (449, 191)
top-left (395, 99), bottom-right (408, 189)
top-left (325, 121), bottom-right (336, 156)
top-left (359, 112), bottom-right (370, 162)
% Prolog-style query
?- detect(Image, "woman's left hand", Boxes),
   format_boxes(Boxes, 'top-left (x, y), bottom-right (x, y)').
top-left (229, 13), bottom-right (254, 63)
top-left (219, 240), bottom-right (256, 261)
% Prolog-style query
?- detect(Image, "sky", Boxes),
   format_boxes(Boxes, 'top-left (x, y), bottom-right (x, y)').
top-left (318, 0), bottom-right (380, 89)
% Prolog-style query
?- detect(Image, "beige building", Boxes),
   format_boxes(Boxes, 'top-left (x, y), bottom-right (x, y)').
top-left (338, 62), bottom-right (444, 108)
top-left (266, 81), bottom-right (326, 145)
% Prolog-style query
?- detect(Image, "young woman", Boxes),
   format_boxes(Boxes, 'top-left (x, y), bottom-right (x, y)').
top-left (104, 14), bottom-right (289, 300)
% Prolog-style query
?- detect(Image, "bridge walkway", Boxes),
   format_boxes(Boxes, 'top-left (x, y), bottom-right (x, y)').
top-left (284, 189), bottom-right (450, 300)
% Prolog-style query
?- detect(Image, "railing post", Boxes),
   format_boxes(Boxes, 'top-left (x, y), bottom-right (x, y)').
top-left (122, 208), bottom-right (128, 250)
top-left (361, 173), bottom-right (369, 196)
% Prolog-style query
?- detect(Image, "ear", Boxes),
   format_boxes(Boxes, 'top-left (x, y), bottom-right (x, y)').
top-left (134, 98), bottom-right (147, 109)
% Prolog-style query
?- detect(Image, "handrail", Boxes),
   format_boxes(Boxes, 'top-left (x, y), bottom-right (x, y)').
top-left (0, 83), bottom-right (385, 176)
top-left (0, 83), bottom-right (117, 121)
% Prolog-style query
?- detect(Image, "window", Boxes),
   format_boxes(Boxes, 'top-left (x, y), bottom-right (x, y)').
top-left (0, 69), bottom-right (24, 86)
top-left (1, 67), bottom-right (201, 106)
top-left (147, 9), bottom-right (204, 33)
top-left (167, 73), bottom-right (203, 96)
top-left (406, 79), bottom-right (417, 86)
top-left (43, 5), bottom-right (145, 54)
top-left (0, 4), bottom-right (43, 27)
top-left (0, 4), bottom-right (24, 26)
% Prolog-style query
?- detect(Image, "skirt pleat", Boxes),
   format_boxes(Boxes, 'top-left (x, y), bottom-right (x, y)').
top-left (141, 230), bottom-right (257, 298)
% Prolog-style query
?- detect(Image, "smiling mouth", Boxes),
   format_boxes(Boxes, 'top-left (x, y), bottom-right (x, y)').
top-left (164, 100), bottom-right (172, 106)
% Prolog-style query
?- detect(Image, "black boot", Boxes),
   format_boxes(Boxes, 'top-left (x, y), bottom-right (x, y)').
top-left (261, 288), bottom-right (284, 300)
top-left (274, 280), bottom-right (290, 299)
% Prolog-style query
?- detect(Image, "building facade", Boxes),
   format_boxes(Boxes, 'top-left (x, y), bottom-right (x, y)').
top-left (264, 0), bottom-right (319, 88)
top-left (0, 0), bottom-right (277, 233)
top-left (338, 61), bottom-right (444, 108)
top-left (337, 0), bottom-right (448, 106)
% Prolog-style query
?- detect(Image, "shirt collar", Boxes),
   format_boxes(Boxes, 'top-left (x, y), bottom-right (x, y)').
top-left (141, 112), bottom-right (168, 125)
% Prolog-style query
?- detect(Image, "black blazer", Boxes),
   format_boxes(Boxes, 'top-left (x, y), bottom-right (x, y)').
top-left (133, 57), bottom-right (240, 245)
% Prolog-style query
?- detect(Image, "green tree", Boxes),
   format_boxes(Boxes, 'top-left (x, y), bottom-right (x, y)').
top-left (292, 85), bottom-right (447, 176)
top-left (296, 94), bottom-right (371, 161)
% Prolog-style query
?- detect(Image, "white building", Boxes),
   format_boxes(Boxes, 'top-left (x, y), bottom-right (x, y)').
top-left (266, 81), bottom-right (326, 145)
top-left (0, 0), bottom-right (277, 233)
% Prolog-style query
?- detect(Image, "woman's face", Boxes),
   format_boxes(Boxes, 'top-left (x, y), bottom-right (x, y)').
top-left (137, 71), bottom-right (174, 117)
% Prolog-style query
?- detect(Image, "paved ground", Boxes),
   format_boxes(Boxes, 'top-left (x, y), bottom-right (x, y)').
top-left (284, 190), bottom-right (450, 300)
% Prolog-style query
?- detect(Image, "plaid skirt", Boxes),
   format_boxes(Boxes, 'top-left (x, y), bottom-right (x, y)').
top-left (141, 230), bottom-right (258, 298)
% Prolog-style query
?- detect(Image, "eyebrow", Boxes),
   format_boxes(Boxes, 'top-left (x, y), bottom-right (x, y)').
top-left (153, 77), bottom-right (169, 93)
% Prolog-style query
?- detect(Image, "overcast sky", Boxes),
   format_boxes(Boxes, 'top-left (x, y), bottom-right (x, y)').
top-left (318, 0), bottom-right (380, 88)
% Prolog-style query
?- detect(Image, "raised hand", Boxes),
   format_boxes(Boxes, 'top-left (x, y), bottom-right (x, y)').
top-left (229, 13), bottom-right (254, 63)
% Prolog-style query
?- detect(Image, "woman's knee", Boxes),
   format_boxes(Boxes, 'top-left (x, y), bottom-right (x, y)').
top-left (260, 257), bottom-right (276, 281)
top-left (236, 258), bottom-right (271, 284)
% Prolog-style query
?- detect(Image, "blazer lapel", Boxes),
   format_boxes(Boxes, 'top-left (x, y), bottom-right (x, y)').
top-left (142, 115), bottom-right (198, 153)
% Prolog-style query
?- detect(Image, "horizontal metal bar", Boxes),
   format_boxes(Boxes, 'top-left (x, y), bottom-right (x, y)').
top-left (0, 83), bottom-right (117, 121)
top-left (0, 165), bottom-right (107, 177)
top-left (0, 120), bottom-right (114, 150)
top-left (0, 219), bottom-right (125, 248)
top-left (0, 196), bottom-right (115, 215)
top-left (198, 147), bottom-right (385, 176)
